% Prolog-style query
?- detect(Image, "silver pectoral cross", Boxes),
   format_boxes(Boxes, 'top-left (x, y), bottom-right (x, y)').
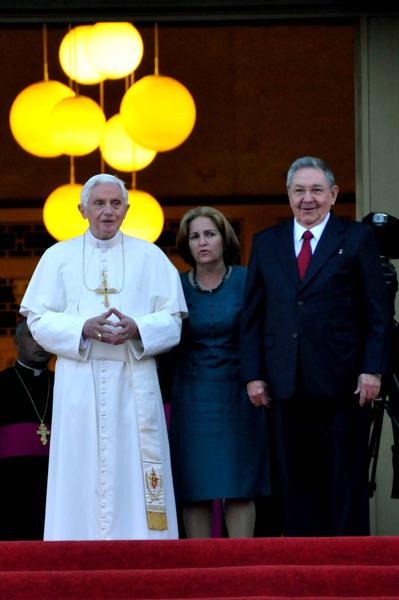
top-left (37, 422), bottom-right (50, 446)
top-left (96, 271), bottom-right (117, 308)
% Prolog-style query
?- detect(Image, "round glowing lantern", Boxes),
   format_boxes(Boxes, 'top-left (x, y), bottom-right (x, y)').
top-left (43, 183), bottom-right (85, 241)
top-left (85, 22), bottom-right (143, 79)
top-left (121, 189), bottom-right (164, 242)
top-left (50, 95), bottom-right (106, 156)
top-left (100, 114), bottom-right (157, 172)
top-left (9, 81), bottom-right (75, 157)
top-left (59, 25), bottom-right (105, 85)
top-left (120, 75), bottom-right (196, 151)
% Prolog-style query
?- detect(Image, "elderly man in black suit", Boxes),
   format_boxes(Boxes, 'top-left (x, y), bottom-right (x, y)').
top-left (240, 156), bottom-right (391, 536)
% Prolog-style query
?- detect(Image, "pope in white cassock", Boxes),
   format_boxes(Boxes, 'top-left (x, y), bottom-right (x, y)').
top-left (20, 174), bottom-right (188, 540)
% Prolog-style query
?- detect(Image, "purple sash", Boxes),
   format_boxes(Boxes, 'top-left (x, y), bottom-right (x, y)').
top-left (0, 423), bottom-right (50, 458)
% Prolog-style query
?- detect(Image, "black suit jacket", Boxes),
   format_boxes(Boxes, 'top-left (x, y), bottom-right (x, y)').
top-left (240, 213), bottom-right (391, 399)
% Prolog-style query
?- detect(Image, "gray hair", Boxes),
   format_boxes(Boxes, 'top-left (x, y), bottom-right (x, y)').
top-left (80, 174), bottom-right (129, 208)
top-left (286, 156), bottom-right (336, 189)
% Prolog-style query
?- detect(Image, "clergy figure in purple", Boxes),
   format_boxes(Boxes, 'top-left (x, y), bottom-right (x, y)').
top-left (0, 319), bottom-right (53, 540)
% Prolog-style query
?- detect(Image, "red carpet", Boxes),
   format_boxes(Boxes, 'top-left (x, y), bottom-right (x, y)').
top-left (0, 536), bottom-right (398, 599)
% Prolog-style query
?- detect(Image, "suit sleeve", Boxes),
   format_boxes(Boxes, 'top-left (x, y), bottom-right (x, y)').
top-left (240, 234), bottom-right (268, 383)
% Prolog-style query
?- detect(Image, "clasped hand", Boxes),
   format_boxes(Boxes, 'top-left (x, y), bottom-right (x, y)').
top-left (83, 308), bottom-right (140, 345)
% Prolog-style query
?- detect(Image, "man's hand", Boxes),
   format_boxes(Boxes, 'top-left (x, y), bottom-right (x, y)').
top-left (83, 308), bottom-right (140, 345)
top-left (83, 309), bottom-right (115, 342)
top-left (105, 307), bottom-right (140, 345)
top-left (246, 380), bottom-right (271, 407)
top-left (355, 373), bottom-right (381, 406)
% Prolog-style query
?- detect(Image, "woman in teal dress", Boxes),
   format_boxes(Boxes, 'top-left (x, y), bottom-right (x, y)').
top-left (169, 207), bottom-right (270, 538)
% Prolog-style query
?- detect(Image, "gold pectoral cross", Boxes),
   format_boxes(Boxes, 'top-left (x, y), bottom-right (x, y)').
top-left (95, 271), bottom-right (117, 308)
top-left (37, 422), bottom-right (50, 446)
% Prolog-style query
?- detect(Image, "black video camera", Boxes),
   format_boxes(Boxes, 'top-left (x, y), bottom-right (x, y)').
top-left (362, 212), bottom-right (399, 260)
top-left (363, 212), bottom-right (399, 498)
top-left (362, 212), bottom-right (399, 316)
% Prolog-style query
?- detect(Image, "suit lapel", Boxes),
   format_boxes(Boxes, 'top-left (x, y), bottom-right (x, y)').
top-left (270, 213), bottom-right (345, 288)
top-left (301, 213), bottom-right (345, 286)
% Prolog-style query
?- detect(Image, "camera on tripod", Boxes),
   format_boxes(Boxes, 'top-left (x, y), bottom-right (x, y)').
top-left (362, 212), bottom-right (399, 498)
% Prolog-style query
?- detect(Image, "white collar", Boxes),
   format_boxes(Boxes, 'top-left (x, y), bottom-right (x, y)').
top-left (85, 228), bottom-right (122, 250)
top-left (294, 212), bottom-right (330, 242)
top-left (17, 360), bottom-right (46, 377)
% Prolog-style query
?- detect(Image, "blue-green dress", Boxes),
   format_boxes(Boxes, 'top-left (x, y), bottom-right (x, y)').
top-left (169, 266), bottom-right (270, 502)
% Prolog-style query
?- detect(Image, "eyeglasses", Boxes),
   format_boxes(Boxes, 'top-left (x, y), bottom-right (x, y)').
top-left (290, 186), bottom-right (332, 199)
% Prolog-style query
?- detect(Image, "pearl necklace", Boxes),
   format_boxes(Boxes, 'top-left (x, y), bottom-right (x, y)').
top-left (192, 266), bottom-right (232, 294)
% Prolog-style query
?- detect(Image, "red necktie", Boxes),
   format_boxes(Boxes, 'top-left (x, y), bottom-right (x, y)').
top-left (297, 230), bottom-right (313, 280)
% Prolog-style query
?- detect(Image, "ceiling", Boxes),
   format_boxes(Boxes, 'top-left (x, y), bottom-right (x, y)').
top-left (0, 21), bottom-right (356, 207)
top-left (0, 1), bottom-right (397, 23)
top-left (1, 1), bottom-right (395, 208)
